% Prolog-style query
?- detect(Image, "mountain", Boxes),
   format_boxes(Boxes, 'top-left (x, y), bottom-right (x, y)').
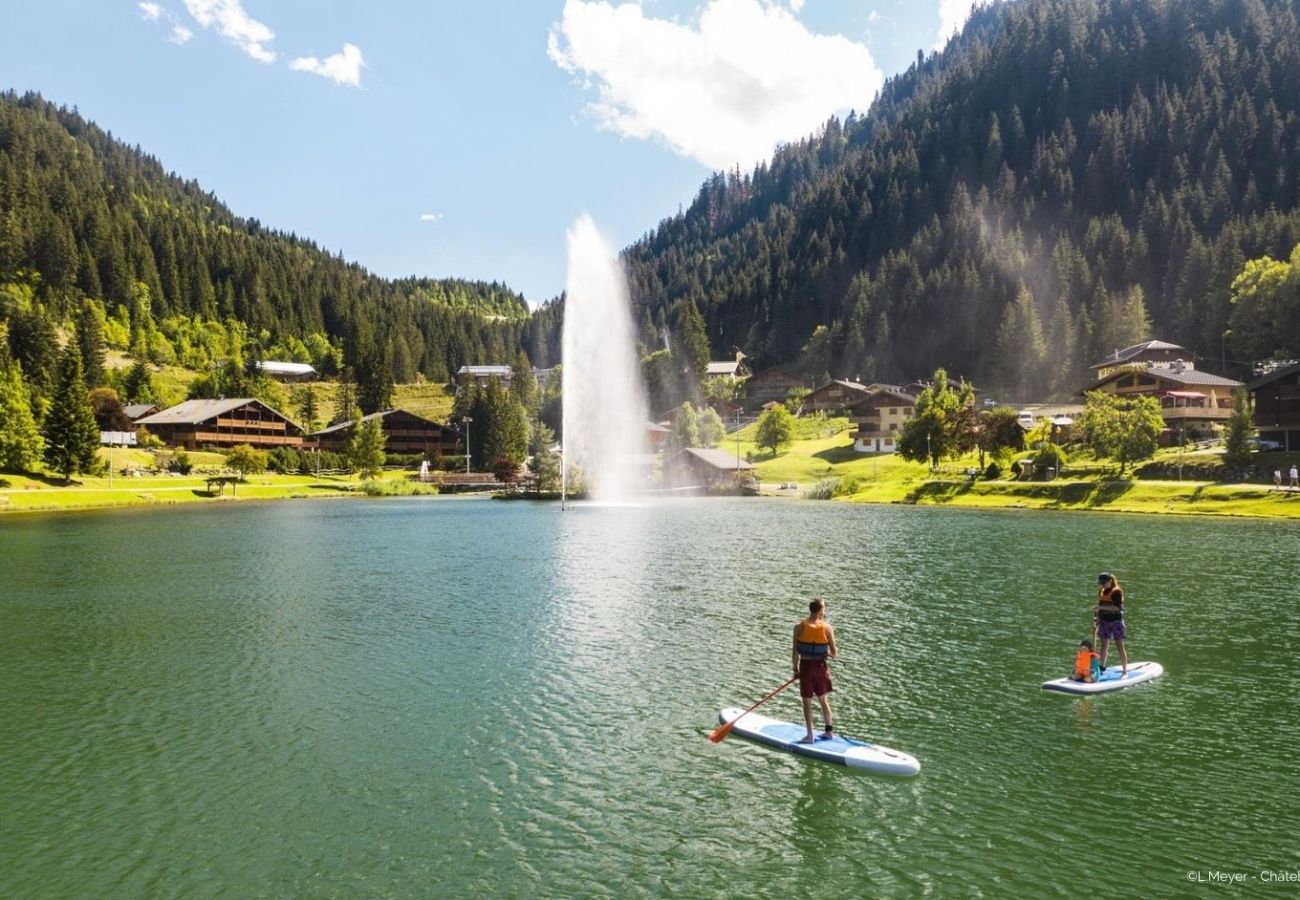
top-left (0, 90), bottom-right (562, 394)
top-left (623, 0), bottom-right (1300, 399)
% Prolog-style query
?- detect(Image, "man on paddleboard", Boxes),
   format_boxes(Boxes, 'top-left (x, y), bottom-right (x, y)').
top-left (793, 598), bottom-right (839, 743)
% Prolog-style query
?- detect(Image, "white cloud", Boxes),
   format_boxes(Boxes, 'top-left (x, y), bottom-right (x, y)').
top-left (934, 0), bottom-right (978, 51)
top-left (183, 0), bottom-right (277, 63)
top-left (419, 213), bottom-right (443, 222)
top-left (547, 0), bottom-right (882, 171)
top-left (138, 2), bottom-right (163, 21)
top-left (289, 43), bottom-right (365, 87)
top-left (170, 24), bottom-right (194, 44)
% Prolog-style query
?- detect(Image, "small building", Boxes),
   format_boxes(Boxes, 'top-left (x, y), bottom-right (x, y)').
top-left (137, 398), bottom-right (305, 450)
top-left (121, 403), bottom-right (161, 422)
top-left (705, 352), bottom-right (751, 382)
top-left (849, 387), bottom-right (917, 454)
top-left (456, 365), bottom-right (513, 390)
top-left (256, 360), bottom-right (318, 382)
top-left (665, 447), bottom-right (755, 489)
top-left (1082, 361), bottom-right (1243, 442)
top-left (744, 366), bottom-right (804, 409)
top-left (646, 421), bottom-right (670, 449)
top-left (803, 379), bottom-right (871, 414)
top-left (310, 409), bottom-right (462, 456)
top-left (1247, 361), bottom-right (1300, 451)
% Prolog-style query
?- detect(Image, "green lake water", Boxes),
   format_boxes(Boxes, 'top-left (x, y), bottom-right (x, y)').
top-left (2, 498), bottom-right (1298, 898)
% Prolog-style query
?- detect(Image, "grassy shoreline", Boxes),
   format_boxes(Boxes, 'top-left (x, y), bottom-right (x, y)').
top-left (5, 421), bottom-right (1300, 518)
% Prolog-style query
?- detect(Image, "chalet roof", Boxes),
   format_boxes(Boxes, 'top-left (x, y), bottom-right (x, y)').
top-left (1089, 340), bottom-right (1190, 370)
top-left (256, 360), bottom-right (317, 376)
top-left (706, 360), bottom-right (744, 376)
top-left (672, 447), bottom-right (755, 471)
top-left (309, 408), bottom-right (448, 438)
top-left (810, 379), bottom-right (869, 394)
top-left (855, 385), bottom-right (916, 405)
top-left (137, 398), bottom-right (297, 426)
top-left (122, 403), bottom-right (159, 420)
top-left (1086, 367), bottom-right (1241, 393)
top-left (646, 421), bottom-right (671, 434)
top-left (457, 365), bottom-right (512, 377)
top-left (1246, 361), bottom-right (1300, 391)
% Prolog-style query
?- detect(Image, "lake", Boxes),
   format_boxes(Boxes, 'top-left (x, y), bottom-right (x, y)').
top-left (2, 498), bottom-right (1298, 897)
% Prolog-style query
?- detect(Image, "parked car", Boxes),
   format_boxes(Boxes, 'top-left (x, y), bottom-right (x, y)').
top-left (1247, 437), bottom-right (1284, 451)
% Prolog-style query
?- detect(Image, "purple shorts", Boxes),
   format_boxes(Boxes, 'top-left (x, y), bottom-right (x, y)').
top-left (1097, 619), bottom-right (1126, 641)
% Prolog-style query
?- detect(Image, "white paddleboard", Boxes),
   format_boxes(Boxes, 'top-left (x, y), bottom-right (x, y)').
top-left (717, 707), bottom-right (920, 776)
top-left (1041, 661), bottom-right (1164, 695)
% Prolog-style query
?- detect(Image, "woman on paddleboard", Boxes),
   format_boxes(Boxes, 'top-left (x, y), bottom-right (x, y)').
top-left (1095, 572), bottom-right (1127, 676)
top-left (792, 598), bottom-right (838, 744)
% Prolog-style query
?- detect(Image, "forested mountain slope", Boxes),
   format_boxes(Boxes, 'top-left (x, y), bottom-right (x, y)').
top-left (623, 0), bottom-right (1300, 398)
top-left (0, 91), bottom-right (561, 395)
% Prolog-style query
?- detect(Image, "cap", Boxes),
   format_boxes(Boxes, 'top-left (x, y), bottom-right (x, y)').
top-left (1098, 572), bottom-right (1113, 584)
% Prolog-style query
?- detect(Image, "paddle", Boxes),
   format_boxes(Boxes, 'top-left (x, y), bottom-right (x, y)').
top-left (709, 674), bottom-right (799, 743)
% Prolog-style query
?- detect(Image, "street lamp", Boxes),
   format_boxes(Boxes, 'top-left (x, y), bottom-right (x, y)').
top-left (461, 415), bottom-right (473, 474)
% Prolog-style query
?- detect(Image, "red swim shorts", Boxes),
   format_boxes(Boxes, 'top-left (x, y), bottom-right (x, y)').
top-left (798, 659), bottom-right (833, 698)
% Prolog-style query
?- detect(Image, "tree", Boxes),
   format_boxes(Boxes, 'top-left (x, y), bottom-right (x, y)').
top-left (676, 299), bottom-right (710, 384)
top-left (295, 384), bottom-right (319, 434)
top-left (121, 360), bottom-right (156, 405)
top-left (480, 378), bottom-right (528, 466)
top-left (1222, 389), bottom-right (1255, 471)
top-left (897, 368), bottom-right (976, 467)
top-left (755, 404), bottom-right (794, 456)
top-left (529, 419), bottom-right (561, 493)
top-left (0, 354), bottom-right (44, 472)
top-left (346, 415), bottom-right (387, 479)
top-left (75, 301), bottom-right (107, 388)
top-left (510, 350), bottom-right (538, 413)
top-left (43, 343), bottom-right (101, 481)
top-left (975, 406), bottom-right (1025, 470)
top-left (89, 387), bottom-right (132, 431)
top-left (667, 401), bottom-right (700, 453)
top-left (696, 406), bottom-right (726, 446)
top-left (1078, 391), bottom-right (1164, 474)
top-left (225, 443), bottom-right (269, 479)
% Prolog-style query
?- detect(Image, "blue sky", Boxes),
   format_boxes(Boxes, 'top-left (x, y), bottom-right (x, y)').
top-left (1, 1), bottom-right (980, 304)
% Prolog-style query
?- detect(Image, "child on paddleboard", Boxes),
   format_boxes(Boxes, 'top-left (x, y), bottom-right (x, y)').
top-left (1071, 638), bottom-right (1101, 683)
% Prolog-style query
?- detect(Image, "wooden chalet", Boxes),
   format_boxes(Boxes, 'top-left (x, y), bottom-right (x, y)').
top-left (849, 386), bottom-right (917, 454)
top-left (744, 366), bottom-right (804, 409)
top-left (309, 409), bottom-right (462, 456)
top-left (1247, 362), bottom-right (1300, 451)
top-left (665, 447), bottom-right (755, 489)
top-left (803, 379), bottom-right (870, 414)
top-left (136, 398), bottom-right (304, 450)
top-left (705, 352), bottom-right (751, 382)
top-left (1082, 360), bottom-right (1242, 442)
top-left (455, 365), bottom-right (513, 391)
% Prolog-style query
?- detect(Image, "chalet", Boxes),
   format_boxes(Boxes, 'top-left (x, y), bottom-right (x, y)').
top-left (744, 367), bottom-right (804, 409)
top-left (309, 409), bottom-right (462, 456)
top-left (1082, 360), bottom-right (1242, 441)
top-left (1247, 362), bottom-right (1300, 451)
top-left (705, 352), bottom-right (750, 382)
top-left (665, 447), bottom-right (755, 489)
top-left (256, 360), bottom-right (318, 382)
top-left (646, 421), bottom-right (670, 449)
top-left (849, 386), bottom-right (917, 454)
top-left (1090, 340), bottom-right (1194, 380)
top-left (136, 398), bottom-right (305, 450)
top-left (456, 365), bottom-right (513, 390)
top-left (803, 379), bottom-right (870, 414)
top-left (121, 403), bottom-right (160, 422)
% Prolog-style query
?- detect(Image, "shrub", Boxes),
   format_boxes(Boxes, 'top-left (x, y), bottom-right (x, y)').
top-left (985, 461), bottom-right (1002, 480)
top-left (804, 477), bottom-right (840, 500)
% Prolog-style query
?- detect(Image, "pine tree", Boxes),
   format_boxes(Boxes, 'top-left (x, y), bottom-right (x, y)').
top-left (0, 350), bottom-right (44, 472)
top-left (75, 301), bottom-right (107, 388)
top-left (348, 415), bottom-right (387, 479)
top-left (43, 343), bottom-right (100, 481)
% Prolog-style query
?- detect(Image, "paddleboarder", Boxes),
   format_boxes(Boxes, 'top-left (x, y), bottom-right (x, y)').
top-left (1095, 572), bottom-right (1128, 676)
top-left (792, 598), bottom-right (839, 743)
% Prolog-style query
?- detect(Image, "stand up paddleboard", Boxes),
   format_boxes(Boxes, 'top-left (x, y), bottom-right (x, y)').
top-left (1041, 661), bottom-right (1164, 695)
top-left (717, 707), bottom-right (920, 776)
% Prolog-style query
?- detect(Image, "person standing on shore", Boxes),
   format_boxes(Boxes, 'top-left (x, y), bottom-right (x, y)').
top-left (792, 598), bottom-right (839, 743)
top-left (1095, 573), bottom-right (1127, 677)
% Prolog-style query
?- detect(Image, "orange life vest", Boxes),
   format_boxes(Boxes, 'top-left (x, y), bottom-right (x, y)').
top-left (1074, 648), bottom-right (1099, 679)
top-left (797, 619), bottom-right (831, 659)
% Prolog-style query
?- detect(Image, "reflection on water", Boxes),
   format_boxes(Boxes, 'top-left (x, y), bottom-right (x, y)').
top-left (2, 499), bottom-right (1299, 896)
